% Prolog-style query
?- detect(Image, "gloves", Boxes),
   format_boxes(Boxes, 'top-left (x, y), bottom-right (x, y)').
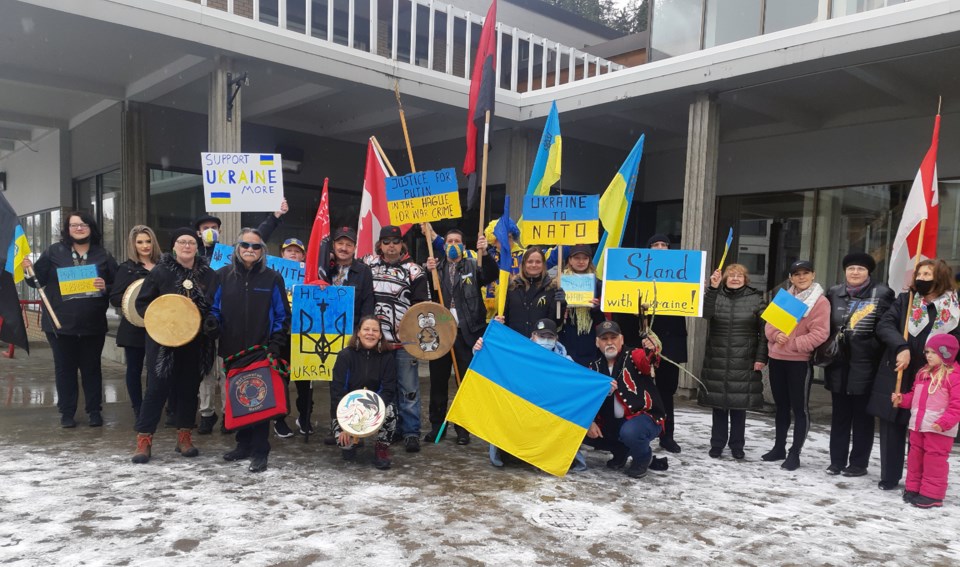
top-left (202, 314), bottom-right (220, 339)
top-left (554, 288), bottom-right (566, 304)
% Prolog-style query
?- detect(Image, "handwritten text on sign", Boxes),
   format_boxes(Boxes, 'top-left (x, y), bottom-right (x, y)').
top-left (560, 274), bottom-right (596, 307)
top-left (209, 243), bottom-right (305, 291)
top-left (290, 285), bottom-right (355, 381)
top-left (601, 248), bottom-right (706, 317)
top-left (386, 168), bottom-right (462, 225)
top-left (57, 265), bottom-right (100, 300)
top-left (201, 152), bottom-right (284, 212)
top-left (521, 195), bottom-right (599, 245)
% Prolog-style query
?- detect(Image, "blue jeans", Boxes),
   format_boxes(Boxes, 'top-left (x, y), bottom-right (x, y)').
top-left (395, 349), bottom-right (421, 439)
top-left (620, 414), bottom-right (661, 466)
top-left (124, 346), bottom-right (146, 413)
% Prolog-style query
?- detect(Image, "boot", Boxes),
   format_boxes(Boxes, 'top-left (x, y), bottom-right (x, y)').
top-left (248, 456), bottom-right (268, 473)
top-left (373, 442), bottom-right (391, 470)
top-left (197, 413), bottom-right (217, 435)
top-left (781, 449), bottom-right (801, 471)
top-left (223, 446), bottom-right (252, 461)
top-left (761, 445), bottom-right (786, 462)
top-left (176, 429), bottom-right (199, 457)
top-left (132, 433), bottom-right (152, 464)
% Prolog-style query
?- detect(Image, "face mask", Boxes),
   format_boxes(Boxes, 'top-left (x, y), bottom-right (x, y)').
top-left (604, 345), bottom-right (619, 359)
top-left (73, 237), bottom-right (90, 245)
top-left (446, 243), bottom-right (464, 260)
top-left (915, 279), bottom-right (934, 296)
top-left (533, 336), bottom-right (557, 350)
top-left (201, 228), bottom-right (219, 246)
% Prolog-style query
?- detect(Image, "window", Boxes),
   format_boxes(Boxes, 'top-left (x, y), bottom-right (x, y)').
top-left (650, 0), bottom-right (705, 60)
top-left (763, 0), bottom-right (820, 34)
top-left (73, 169), bottom-right (123, 260)
top-left (832, 0), bottom-right (904, 19)
top-left (704, 0), bottom-right (762, 48)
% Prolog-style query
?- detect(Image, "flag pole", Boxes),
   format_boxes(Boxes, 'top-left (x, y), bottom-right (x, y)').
top-left (394, 81), bottom-right (416, 174)
top-left (894, 219), bottom-right (926, 403)
top-left (478, 110), bottom-right (491, 268)
top-left (370, 136), bottom-right (398, 177)
top-left (25, 266), bottom-right (62, 330)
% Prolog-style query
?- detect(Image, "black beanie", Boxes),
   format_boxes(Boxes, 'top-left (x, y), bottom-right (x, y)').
top-left (169, 227), bottom-right (201, 250)
top-left (646, 233), bottom-right (671, 247)
top-left (842, 252), bottom-right (876, 273)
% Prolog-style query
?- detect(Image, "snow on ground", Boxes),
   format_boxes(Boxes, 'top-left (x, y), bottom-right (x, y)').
top-left (1, 404), bottom-right (958, 566)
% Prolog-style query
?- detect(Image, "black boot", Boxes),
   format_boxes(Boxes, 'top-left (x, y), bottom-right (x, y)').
top-left (197, 413), bottom-right (217, 435)
top-left (781, 449), bottom-right (801, 471)
top-left (248, 456), bottom-right (268, 473)
top-left (761, 445), bottom-right (786, 461)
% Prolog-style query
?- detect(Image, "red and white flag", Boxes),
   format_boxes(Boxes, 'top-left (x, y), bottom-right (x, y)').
top-left (357, 139), bottom-right (390, 258)
top-left (888, 114), bottom-right (940, 293)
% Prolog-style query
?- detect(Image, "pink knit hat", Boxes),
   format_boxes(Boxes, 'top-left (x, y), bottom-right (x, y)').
top-left (926, 334), bottom-right (959, 365)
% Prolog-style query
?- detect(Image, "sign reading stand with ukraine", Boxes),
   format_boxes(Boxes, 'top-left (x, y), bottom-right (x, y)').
top-left (290, 285), bottom-right (354, 381)
top-left (201, 152), bottom-right (284, 212)
top-left (761, 288), bottom-right (809, 335)
top-left (601, 248), bottom-right (706, 317)
top-left (385, 168), bottom-right (461, 225)
top-left (445, 322), bottom-right (611, 477)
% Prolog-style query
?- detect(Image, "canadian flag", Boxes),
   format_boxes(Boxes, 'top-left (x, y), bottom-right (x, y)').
top-left (888, 114), bottom-right (940, 293)
top-left (356, 139), bottom-right (411, 257)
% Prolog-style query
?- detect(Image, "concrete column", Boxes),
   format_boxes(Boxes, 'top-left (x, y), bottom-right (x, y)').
top-left (680, 93), bottom-right (720, 391)
top-left (121, 101), bottom-right (148, 231)
top-left (504, 128), bottom-right (536, 219)
top-left (208, 55), bottom-right (242, 241)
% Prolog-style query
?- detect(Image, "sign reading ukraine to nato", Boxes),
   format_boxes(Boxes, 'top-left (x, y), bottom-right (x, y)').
top-left (290, 285), bottom-right (354, 381)
top-left (385, 168), bottom-right (461, 225)
top-left (601, 248), bottom-right (706, 317)
top-left (57, 265), bottom-right (101, 300)
top-left (520, 195), bottom-right (599, 245)
top-left (201, 152), bottom-right (284, 212)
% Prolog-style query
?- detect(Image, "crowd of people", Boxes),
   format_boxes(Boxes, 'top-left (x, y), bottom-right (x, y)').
top-left (21, 211), bottom-right (960, 507)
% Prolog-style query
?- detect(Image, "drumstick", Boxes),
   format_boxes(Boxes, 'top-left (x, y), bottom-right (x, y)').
top-left (25, 266), bottom-right (62, 330)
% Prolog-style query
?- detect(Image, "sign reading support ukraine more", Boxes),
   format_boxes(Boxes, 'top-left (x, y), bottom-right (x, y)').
top-left (386, 168), bottom-right (461, 225)
top-left (201, 152), bottom-right (284, 212)
top-left (290, 285), bottom-right (355, 381)
top-left (209, 243), bottom-right (305, 291)
top-left (57, 265), bottom-right (100, 300)
top-left (520, 195), bottom-right (599, 245)
top-left (601, 248), bottom-right (706, 317)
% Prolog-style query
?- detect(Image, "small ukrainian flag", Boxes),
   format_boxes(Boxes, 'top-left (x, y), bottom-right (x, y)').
top-left (210, 192), bottom-right (232, 205)
top-left (761, 288), bottom-right (809, 335)
top-left (259, 154), bottom-right (275, 166)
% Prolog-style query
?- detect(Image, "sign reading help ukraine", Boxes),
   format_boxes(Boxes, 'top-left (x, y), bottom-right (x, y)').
top-left (761, 289), bottom-right (809, 336)
top-left (209, 243), bottom-right (305, 291)
top-left (601, 248), bottom-right (706, 317)
top-left (57, 265), bottom-right (100, 300)
top-left (201, 152), bottom-right (284, 212)
top-left (560, 274), bottom-right (595, 307)
top-left (290, 285), bottom-right (354, 381)
top-left (385, 168), bottom-right (461, 225)
top-left (520, 195), bottom-right (599, 245)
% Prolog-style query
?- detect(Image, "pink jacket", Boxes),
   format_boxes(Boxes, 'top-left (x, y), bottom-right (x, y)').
top-left (899, 365), bottom-right (960, 438)
top-left (766, 295), bottom-right (831, 362)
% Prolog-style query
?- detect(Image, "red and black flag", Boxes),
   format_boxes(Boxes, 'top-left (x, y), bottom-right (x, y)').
top-left (463, 0), bottom-right (497, 211)
top-left (0, 193), bottom-right (30, 353)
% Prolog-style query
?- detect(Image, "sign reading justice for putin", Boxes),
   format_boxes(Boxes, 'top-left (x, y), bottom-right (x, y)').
top-left (386, 168), bottom-right (462, 225)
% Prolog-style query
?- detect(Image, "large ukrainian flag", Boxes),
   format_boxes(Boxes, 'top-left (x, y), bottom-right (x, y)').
top-left (594, 135), bottom-right (645, 274)
top-left (446, 321), bottom-right (611, 476)
top-left (525, 101), bottom-right (562, 197)
top-left (761, 288), bottom-right (809, 335)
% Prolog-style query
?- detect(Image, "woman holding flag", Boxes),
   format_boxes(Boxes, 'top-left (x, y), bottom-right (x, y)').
top-left (870, 258), bottom-right (959, 491)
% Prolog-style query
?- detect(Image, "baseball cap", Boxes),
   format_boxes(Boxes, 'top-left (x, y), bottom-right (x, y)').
top-left (596, 320), bottom-right (622, 337)
top-left (282, 238), bottom-right (305, 252)
top-left (533, 319), bottom-right (558, 337)
top-left (332, 226), bottom-right (357, 242)
top-left (567, 244), bottom-right (593, 259)
top-left (379, 226), bottom-right (403, 241)
top-left (789, 260), bottom-right (814, 275)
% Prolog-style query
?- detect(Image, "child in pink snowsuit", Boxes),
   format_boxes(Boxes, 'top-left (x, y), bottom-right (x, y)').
top-left (892, 333), bottom-right (960, 508)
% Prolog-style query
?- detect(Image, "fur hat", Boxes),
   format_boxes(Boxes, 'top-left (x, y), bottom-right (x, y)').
top-left (842, 252), bottom-right (876, 273)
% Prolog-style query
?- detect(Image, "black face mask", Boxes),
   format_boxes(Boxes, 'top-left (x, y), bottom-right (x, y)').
top-left (73, 237), bottom-right (90, 245)
top-left (915, 279), bottom-right (934, 296)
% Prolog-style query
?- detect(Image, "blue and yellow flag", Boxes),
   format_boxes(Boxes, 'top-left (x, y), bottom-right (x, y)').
top-left (5, 224), bottom-right (30, 284)
top-left (594, 135), bottom-right (644, 274)
top-left (446, 321), bottom-right (611, 476)
top-left (492, 196), bottom-right (517, 316)
top-left (761, 288), bottom-right (808, 335)
top-left (526, 101), bottom-right (562, 197)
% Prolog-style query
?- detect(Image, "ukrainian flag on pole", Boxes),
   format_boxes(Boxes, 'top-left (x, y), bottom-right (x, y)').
top-left (5, 225), bottom-right (30, 284)
top-left (761, 289), bottom-right (809, 335)
top-left (492, 196), bottom-right (517, 316)
top-left (594, 135), bottom-right (645, 274)
top-left (526, 101), bottom-right (562, 197)
top-left (446, 321), bottom-right (610, 477)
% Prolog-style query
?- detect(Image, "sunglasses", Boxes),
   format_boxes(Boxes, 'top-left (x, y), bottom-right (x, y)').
top-left (238, 242), bottom-right (264, 250)
top-left (382, 238), bottom-right (402, 245)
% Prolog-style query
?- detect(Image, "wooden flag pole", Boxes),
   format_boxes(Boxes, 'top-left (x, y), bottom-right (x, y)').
top-left (370, 136), bottom-right (398, 177)
top-left (478, 110), bottom-right (491, 268)
top-left (25, 266), bottom-right (62, 330)
top-left (394, 82), bottom-right (416, 174)
top-left (894, 219), bottom-right (926, 404)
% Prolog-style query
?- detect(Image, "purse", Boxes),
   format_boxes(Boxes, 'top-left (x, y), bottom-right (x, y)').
top-left (812, 289), bottom-right (871, 368)
top-left (223, 357), bottom-right (288, 430)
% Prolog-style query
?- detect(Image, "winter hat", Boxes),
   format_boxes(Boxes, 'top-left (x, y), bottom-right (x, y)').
top-left (169, 227), bottom-right (201, 250)
top-left (926, 334), bottom-right (959, 365)
top-left (646, 233), bottom-right (671, 248)
top-left (842, 252), bottom-right (876, 273)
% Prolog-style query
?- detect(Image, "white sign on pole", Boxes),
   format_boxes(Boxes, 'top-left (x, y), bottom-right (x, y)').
top-left (201, 152), bottom-right (284, 212)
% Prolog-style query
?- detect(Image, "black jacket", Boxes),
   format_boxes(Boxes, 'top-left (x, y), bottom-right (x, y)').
top-left (823, 280), bottom-right (895, 395)
top-left (503, 275), bottom-right (566, 339)
top-left (869, 291), bottom-right (960, 423)
top-left (651, 313), bottom-right (688, 364)
top-left (135, 253), bottom-right (218, 336)
top-left (321, 259), bottom-right (376, 327)
top-left (588, 348), bottom-right (665, 433)
top-left (430, 256), bottom-right (498, 344)
top-left (109, 260), bottom-right (150, 348)
top-left (698, 285), bottom-right (768, 410)
top-left (330, 346), bottom-right (398, 418)
top-left (211, 259), bottom-right (291, 361)
top-left (27, 242), bottom-right (118, 335)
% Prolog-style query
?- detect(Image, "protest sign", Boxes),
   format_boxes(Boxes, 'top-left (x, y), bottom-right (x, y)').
top-left (209, 243), bottom-right (305, 291)
top-left (601, 248), bottom-right (705, 317)
top-left (290, 285), bottom-right (355, 381)
top-left (520, 195), bottom-right (599, 245)
top-left (560, 274), bottom-right (596, 307)
top-left (57, 265), bottom-right (100, 300)
top-left (385, 168), bottom-right (461, 225)
top-left (202, 152), bottom-right (284, 212)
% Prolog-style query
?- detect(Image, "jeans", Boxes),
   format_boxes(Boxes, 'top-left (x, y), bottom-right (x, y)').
top-left (620, 414), bottom-right (662, 466)
top-left (46, 333), bottom-right (106, 417)
top-left (395, 349), bottom-right (421, 439)
top-left (124, 346), bottom-right (146, 413)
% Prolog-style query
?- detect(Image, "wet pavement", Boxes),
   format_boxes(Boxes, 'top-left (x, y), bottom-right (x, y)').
top-left (1, 345), bottom-right (958, 565)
